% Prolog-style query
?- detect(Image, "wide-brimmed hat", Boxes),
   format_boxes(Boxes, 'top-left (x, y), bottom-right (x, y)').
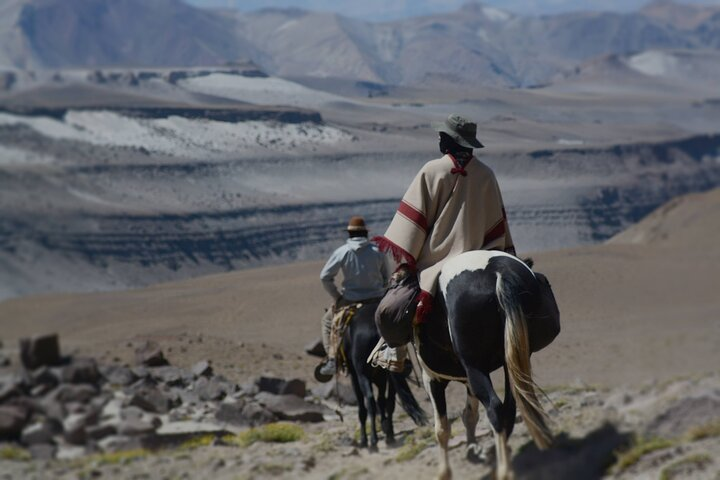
top-left (347, 216), bottom-right (367, 232)
top-left (432, 114), bottom-right (484, 149)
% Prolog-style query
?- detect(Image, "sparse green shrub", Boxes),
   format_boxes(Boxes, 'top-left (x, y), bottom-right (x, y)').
top-left (395, 426), bottom-right (434, 462)
top-left (613, 436), bottom-right (675, 472)
top-left (92, 449), bottom-right (150, 466)
top-left (180, 434), bottom-right (216, 450)
top-left (0, 445), bottom-right (31, 461)
top-left (224, 422), bottom-right (304, 447)
top-left (685, 420), bottom-right (720, 441)
top-left (660, 453), bottom-right (713, 480)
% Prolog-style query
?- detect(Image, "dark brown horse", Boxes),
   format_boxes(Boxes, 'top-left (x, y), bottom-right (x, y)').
top-left (342, 300), bottom-right (426, 450)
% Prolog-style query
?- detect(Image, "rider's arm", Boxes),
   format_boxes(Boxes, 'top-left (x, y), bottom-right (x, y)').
top-left (320, 247), bottom-right (344, 301)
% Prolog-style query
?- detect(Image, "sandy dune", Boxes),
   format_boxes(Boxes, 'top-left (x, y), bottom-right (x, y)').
top-left (1, 188), bottom-right (718, 390)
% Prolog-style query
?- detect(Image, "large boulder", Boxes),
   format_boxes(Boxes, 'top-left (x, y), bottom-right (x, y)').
top-left (19, 334), bottom-right (61, 369)
top-left (61, 358), bottom-right (101, 384)
top-left (20, 419), bottom-right (60, 445)
top-left (148, 366), bottom-right (188, 387)
top-left (254, 392), bottom-right (331, 423)
top-left (0, 405), bottom-right (30, 440)
top-left (101, 365), bottom-right (138, 386)
top-left (256, 376), bottom-right (306, 398)
top-left (45, 384), bottom-right (98, 404)
top-left (134, 341), bottom-right (169, 367)
top-left (195, 376), bottom-right (234, 401)
top-left (191, 360), bottom-right (213, 378)
top-left (128, 388), bottom-right (174, 414)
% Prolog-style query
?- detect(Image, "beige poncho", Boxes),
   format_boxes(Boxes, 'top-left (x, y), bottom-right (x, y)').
top-left (376, 154), bottom-right (515, 319)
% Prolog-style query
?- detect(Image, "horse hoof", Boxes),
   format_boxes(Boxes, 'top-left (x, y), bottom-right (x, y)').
top-left (359, 440), bottom-right (368, 449)
top-left (369, 444), bottom-right (379, 453)
top-left (385, 435), bottom-right (396, 446)
top-left (466, 444), bottom-right (485, 464)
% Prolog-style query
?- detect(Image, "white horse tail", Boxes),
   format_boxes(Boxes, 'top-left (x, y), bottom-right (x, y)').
top-left (496, 271), bottom-right (553, 449)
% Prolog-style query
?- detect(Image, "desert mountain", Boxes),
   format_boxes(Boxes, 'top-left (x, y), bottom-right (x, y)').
top-left (2, 0), bottom-right (261, 69)
top-left (1, 0), bottom-right (719, 86)
top-left (641, 0), bottom-right (720, 30)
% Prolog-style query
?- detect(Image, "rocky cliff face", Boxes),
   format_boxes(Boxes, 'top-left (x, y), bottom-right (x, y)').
top-left (1, 129), bottom-right (718, 300)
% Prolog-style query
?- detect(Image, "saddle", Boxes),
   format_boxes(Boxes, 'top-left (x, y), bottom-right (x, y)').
top-left (329, 303), bottom-right (361, 374)
top-left (414, 299), bottom-right (467, 380)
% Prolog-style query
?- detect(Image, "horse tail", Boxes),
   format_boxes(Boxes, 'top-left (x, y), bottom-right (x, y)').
top-left (496, 270), bottom-right (552, 449)
top-left (389, 372), bottom-right (427, 426)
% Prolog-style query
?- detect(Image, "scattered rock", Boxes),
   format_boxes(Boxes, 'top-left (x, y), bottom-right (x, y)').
top-left (254, 392), bottom-right (331, 423)
top-left (63, 413), bottom-right (89, 445)
top-left (215, 401), bottom-right (247, 426)
top-left (128, 388), bottom-right (173, 414)
top-left (20, 420), bottom-right (59, 445)
top-left (241, 402), bottom-right (277, 426)
top-left (148, 366), bottom-right (187, 386)
top-left (61, 358), bottom-right (101, 384)
top-left (98, 434), bottom-right (142, 453)
top-left (311, 382), bottom-right (357, 406)
top-left (101, 365), bottom-right (138, 386)
top-left (191, 360), bottom-right (213, 378)
top-left (0, 405), bottom-right (30, 439)
top-left (195, 376), bottom-right (230, 401)
top-left (46, 384), bottom-right (98, 404)
top-left (86, 423), bottom-right (117, 441)
top-left (256, 376), bottom-right (306, 398)
top-left (117, 418), bottom-right (158, 436)
top-left (29, 443), bottom-right (57, 460)
top-left (646, 395), bottom-right (720, 439)
top-left (134, 341), bottom-right (169, 367)
top-left (305, 338), bottom-right (326, 358)
top-left (19, 334), bottom-right (61, 369)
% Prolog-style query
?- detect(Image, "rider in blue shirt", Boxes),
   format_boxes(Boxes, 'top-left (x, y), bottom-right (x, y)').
top-left (318, 216), bottom-right (389, 375)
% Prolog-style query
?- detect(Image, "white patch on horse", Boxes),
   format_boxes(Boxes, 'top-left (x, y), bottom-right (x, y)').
top-left (439, 250), bottom-right (533, 298)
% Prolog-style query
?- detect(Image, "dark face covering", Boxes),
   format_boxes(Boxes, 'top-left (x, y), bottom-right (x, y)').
top-left (438, 133), bottom-right (473, 159)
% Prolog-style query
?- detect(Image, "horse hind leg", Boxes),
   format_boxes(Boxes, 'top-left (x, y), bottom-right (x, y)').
top-left (422, 370), bottom-right (452, 480)
top-left (349, 370), bottom-right (369, 448)
top-left (357, 374), bottom-right (379, 450)
top-left (462, 388), bottom-right (484, 463)
top-left (382, 376), bottom-right (397, 445)
top-left (465, 366), bottom-right (514, 480)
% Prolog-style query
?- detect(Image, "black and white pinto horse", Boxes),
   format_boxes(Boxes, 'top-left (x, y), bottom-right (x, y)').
top-left (415, 250), bottom-right (560, 480)
top-left (342, 301), bottom-right (427, 450)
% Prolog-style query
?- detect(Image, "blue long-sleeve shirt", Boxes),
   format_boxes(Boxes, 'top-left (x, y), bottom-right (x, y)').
top-left (320, 237), bottom-right (389, 302)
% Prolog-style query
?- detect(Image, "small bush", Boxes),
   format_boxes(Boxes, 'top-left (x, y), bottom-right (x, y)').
top-left (396, 426), bottom-right (434, 462)
top-left (92, 449), bottom-right (149, 466)
top-left (613, 436), bottom-right (675, 472)
top-left (685, 420), bottom-right (720, 441)
top-left (224, 422), bottom-right (304, 447)
top-left (180, 434), bottom-right (216, 450)
top-left (0, 445), bottom-right (31, 462)
top-left (659, 453), bottom-right (713, 480)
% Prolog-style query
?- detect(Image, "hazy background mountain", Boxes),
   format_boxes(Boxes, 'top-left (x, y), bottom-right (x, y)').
top-left (2, 0), bottom-right (720, 87)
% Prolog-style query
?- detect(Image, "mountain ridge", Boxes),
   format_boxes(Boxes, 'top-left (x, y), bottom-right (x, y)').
top-left (1, 0), bottom-right (719, 87)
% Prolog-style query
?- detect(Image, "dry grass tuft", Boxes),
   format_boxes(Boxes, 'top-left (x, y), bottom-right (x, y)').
top-left (613, 436), bottom-right (675, 472)
top-left (685, 420), bottom-right (720, 442)
top-left (224, 422), bottom-right (304, 447)
top-left (659, 453), bottom-right (713, 480)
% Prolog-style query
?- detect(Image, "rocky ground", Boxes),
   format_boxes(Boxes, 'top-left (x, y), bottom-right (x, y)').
top-left (1, 334), bottom-right (718, 480)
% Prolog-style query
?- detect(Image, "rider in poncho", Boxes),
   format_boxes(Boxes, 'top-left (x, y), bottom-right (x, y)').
top-left (370, 114), bottom-right (516, 372)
